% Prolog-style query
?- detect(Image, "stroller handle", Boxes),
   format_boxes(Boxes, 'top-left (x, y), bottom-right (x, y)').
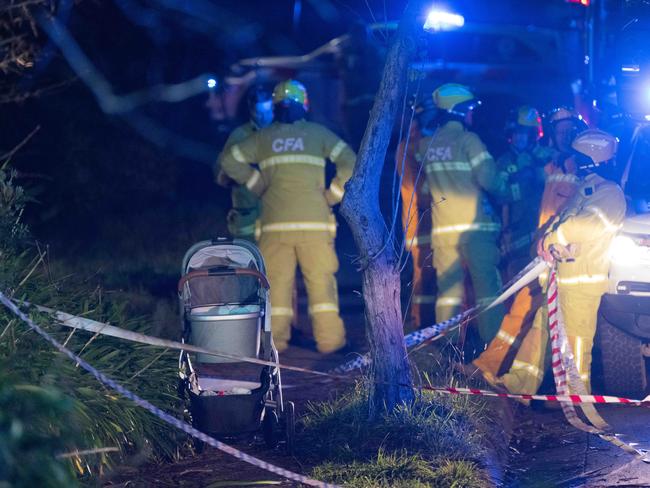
top-left (178, 268), bottom-right (270, 294)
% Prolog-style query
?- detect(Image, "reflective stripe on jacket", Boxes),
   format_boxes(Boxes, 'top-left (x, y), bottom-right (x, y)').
top-left (220, 120), bottom-right (356, 235)
top-left (216, 122), bottom-right (261, 213)
top-left (544, 173), bottom-right (626, 293)
top-left (417, 121), bottom-right (507, 247)
top-left (538, 162), bottom-right (580, 228)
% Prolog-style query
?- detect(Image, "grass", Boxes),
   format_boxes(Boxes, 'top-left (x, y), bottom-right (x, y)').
top-left (0, 270), bottom-right (188, 480)
top-left (0, 371), bottom-right (79, 487)
top-left (0, 166), bottom-right (190, 485)
top-left (299, 374), bottom-right (491, 488)
top-left (313, 452), bottom-right (486, 488)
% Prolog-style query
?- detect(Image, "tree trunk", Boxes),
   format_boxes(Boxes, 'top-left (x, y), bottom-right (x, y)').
top-left (340, 0), bottom-right (425, 415)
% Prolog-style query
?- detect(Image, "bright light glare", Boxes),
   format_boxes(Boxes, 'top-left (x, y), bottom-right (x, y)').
top-left (610, 235), bottom-right (645, 265)
top-left (424, 9), bottom-right (465, 32)
top-left (207, 78), bottom-right (217, 89)
top-left (621, 64), bottom-right (640, 73)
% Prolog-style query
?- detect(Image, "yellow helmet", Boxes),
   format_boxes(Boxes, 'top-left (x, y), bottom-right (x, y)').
top-left (432, 83), bottom-right (474, 111)
top-left (272, 79), bottom-right (309, 112)
top-left (506, 105), bottom-right (543, 138)
top-left (572, 129), bottom-right (618, 164)
top-left (516, 105), bottom-right (542, 128)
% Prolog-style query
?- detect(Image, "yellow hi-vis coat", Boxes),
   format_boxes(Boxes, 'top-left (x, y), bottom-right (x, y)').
top-left (500, 173), bottom-right (626, 394)
top-left (220, 120), bottom-right (356, 353)
top-left (471, 159), bottom-right (580, 380)
top-left (396, 124), bottom-right (435, 329)
top-left (417, 120), bottom-right (508, 343)
top-left (216, 122), bottom-right (261, 240)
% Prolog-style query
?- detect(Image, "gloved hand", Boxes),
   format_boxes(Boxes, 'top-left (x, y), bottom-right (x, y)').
top-left (549, 243), bottom-right (577, 262)
top-left (216, 170), bottom-right (235, 188)
top-left (537, 236), bottom-right (554, 264)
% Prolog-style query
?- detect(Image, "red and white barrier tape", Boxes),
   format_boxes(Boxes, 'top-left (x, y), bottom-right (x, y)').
top-left (15, 295), bottom-right (650, 463)
top-left (1, 296), bottom-right (338, 487)
top-left (547, 267), bottom-right (644, 457)
top-left (28, 300), bottom-right (650, 406)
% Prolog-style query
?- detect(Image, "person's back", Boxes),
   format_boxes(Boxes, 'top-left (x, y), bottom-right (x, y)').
top-left (241, 120), bottom-right (349, 233)
top-left (220, 80), bottom-right (355, 354)
top-left (421, 120), bottom-right (503, 248)
top-left (417, 83), bottom-right (507, 347)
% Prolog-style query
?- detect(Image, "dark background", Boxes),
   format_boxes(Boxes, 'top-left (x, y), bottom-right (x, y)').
top-left (1, 0), bottom-right (648, 320)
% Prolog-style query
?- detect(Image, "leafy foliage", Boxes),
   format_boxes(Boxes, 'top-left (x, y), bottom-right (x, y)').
top-left (0, 372), bottom-right (79, 487)
top-left (0, 166), bottom-right (187, 486)
top-left (0, 165), bottom-right (29, 252)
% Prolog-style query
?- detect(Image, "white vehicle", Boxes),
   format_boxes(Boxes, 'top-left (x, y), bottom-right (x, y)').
top-left (598, 191), bottom-right (650, 398)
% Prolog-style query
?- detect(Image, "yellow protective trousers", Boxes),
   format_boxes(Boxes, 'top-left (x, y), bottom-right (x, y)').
top-left (433, 237), bottom-right (504, 343)
top-left (259, 233), bottom-right (345, 354)
top-left (500, 286), bottom-right (602, 394)
top-left (410, 242), bottom-right (436, 329)
top-left (472, 283), bottom-right (543, 379)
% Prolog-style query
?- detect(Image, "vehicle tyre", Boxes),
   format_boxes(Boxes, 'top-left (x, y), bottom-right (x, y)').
top-left (284, 401), bottom-right (296, 455)
top-left (262, 407), bottom-right (279, 449)
top-left (596, 312), bottom-right (647, 398)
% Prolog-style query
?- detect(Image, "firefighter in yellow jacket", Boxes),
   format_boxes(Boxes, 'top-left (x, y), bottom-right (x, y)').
top-left (499, 129), bottom-right (626, 394)
top-left (467, 107), bottom-right (585, 382)
top-left (220, 79), bottom-right (356, 353)
top-left (417, 83), bottom-right (508, 345)
top-left (397, 98), bottom-right (437, 330)
top-left (216, 86), bottom-right (274, 241)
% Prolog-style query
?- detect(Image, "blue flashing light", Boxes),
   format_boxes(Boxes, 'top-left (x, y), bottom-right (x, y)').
top-left (207, 78), bottom-right (217, 89)
top-left (424, 8), bottom-right (465, 32)
top-left (621, 65), bottom-right (641, 73)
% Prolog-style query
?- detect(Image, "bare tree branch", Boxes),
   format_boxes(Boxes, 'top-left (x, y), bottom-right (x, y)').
top-left (35, 11), bottom-right (212, 114)
top-left (1, 125), bottom-right (40, 161)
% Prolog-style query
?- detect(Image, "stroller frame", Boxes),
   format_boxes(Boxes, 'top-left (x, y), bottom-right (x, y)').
top-left (177, 238), bottom-right (294, 452)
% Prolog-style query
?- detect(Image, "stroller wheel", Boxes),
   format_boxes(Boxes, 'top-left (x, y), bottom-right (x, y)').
top-left (284, 401), bottom-right (296, 455)
top-left (262, 407), bottom-right (279, 449)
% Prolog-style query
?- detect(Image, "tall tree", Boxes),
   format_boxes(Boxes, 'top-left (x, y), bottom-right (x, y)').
top-left (340, 0), bottom-right (427, 415)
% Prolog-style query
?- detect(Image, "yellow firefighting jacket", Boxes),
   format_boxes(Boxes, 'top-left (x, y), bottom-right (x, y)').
top-left (220, 120), bottom-right (356, 237)
top-left (538, 160), bottom-right (580, 229)
top-left (216, 122), bottom-right (261, 237)
top-left (543, 173), bottom-right (626, 293)
top-left (417, 121), bottom-right (507, 247)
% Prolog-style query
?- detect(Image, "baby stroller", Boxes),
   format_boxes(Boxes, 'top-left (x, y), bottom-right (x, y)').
top-left (178, 238), bottom-right (295, 453)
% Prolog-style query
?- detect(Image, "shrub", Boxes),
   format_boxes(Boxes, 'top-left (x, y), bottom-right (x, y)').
top-left (0, 163), bottom-right (187, 485)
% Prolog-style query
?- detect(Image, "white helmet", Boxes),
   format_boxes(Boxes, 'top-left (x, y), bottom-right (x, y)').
top-left (572, 129), bottom-right (618, 165)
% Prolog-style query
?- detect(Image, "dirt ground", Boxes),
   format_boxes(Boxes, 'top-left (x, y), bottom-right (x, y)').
top-left (102, 316), bottom-right (364, 488)
top-left (100, 302), bottom-right (650, 488)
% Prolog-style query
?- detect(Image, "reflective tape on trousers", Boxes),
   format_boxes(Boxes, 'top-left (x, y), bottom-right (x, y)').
top-left (547, 267), bottom-right (644, 458)
top-left (333, 258), bottom-right (549, 374)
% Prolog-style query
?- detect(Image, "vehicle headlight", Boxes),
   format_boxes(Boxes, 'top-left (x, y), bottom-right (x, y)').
top-left (609, 234), bottom-right (649, 265)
